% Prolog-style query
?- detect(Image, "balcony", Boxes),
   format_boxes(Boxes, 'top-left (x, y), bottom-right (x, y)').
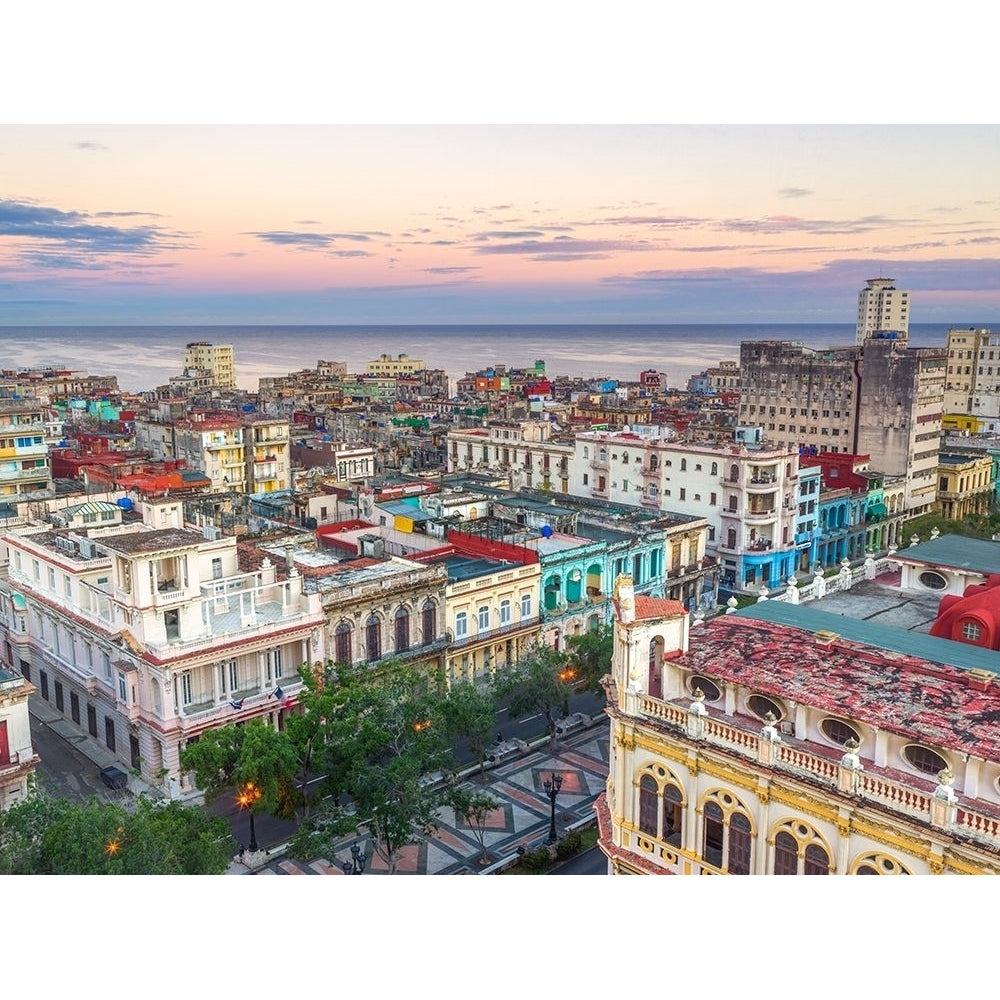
top-left (590, 453), bottom-right (609, 470)
top-left (449, 614), bottom-right (543, 651)
top-left (632, 692), bottom-right (1000, 850)
top-left (744, 507), bottom-right (777, 523)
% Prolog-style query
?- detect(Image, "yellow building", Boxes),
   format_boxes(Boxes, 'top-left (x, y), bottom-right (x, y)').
top-left (936, 452), bottom-right (995, 520)
top-left (435, 552), bottom-right (541, 687)
top-left (182, 341), bottom-right (236, 390)
top-left (598, 576), bottom-right (1000, 875)
top-left (365, 352), bottom-right (424, 377)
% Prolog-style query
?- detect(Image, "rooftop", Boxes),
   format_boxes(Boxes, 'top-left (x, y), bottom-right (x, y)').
top-left (683, 604), bottom-right (1000, 759)
top-left (893, 535), bottom-right (1000, 574)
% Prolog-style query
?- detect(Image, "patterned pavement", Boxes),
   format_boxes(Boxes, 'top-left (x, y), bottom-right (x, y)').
top-left (247, 720), bottom-right (610, 875)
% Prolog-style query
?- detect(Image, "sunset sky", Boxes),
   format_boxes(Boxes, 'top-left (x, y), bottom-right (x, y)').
top-left (3, 15), bottom-right (997, 328)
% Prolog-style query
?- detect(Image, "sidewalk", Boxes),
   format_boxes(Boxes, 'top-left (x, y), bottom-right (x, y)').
top-left (29, 696), bottom-right (161, 798)
top-left (243, 716), bottom-right (611, 875)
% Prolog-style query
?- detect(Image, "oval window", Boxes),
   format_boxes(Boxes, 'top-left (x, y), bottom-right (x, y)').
top-left (748, 694), bottom-right (783, 721)
top-left (821, 718), bottom-right (861, 747)
top-left (903, 744), bottom-right (948, 775)
top-left (918, 571), bottom-right (947, 591)
top-left (689, 675), bottom-right (721, 702)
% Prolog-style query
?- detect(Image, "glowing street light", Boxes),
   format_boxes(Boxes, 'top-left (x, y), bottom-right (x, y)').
top-left (237, 781), bottom-right (262, 853)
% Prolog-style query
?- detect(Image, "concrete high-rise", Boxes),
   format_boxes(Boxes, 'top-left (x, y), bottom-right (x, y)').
top-left (182, 342), bottom-right (236, 390)
top-left (856, 277), bottom-right (910, 346)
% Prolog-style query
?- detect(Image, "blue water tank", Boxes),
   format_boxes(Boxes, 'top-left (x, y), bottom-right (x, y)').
top-left (541, 525), bottom-right (553, 537)
top-left (117, 497), bottom-right (134, 511)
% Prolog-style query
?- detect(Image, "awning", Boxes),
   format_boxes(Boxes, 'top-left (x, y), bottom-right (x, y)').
top-left (10, 591), bottom-right (26, 611)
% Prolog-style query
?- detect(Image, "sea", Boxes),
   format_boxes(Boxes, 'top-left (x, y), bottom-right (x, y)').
top-left (0, 323), bottom-right (984, 395)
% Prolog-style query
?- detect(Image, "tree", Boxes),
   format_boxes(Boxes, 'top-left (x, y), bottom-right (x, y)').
top-left (449, 785), bottom-right (502, 865)
top-left (0, 794), bottom-right (231, 874)
top-left (290, 660), bottom-right (458, 874)
top-left (564, 624), bottom-right (613, 694)
top-left (180, 718), bottom-right (304, 823)
top-left (495, 643), bottom-right (578, 746)
top-left (439, 679), bottom-right (498, 779)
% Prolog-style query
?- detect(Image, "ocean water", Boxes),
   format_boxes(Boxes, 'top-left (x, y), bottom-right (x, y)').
top-left (0, 323), bottom-right (977, 395)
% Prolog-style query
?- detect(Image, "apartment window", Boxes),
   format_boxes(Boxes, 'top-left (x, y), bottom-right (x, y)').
top-left (363, 614), bottom-right (382, 662)
top-left (455, 611), bottom-right (468, 639)
top-left (395, 606), bottom-right (410, 652)
top-left (211, 557), bottom-right (223, 580)
top-left (710, 493), bottom-right (717, 506)
top-left (268, 648), bottom-right (283, 681)
top-left (64, 575), bottom-right (72, 598)
top-left (499, 599), bottom-right (511, 626)
top-left (773, 829), bottom-right (830, 875)
top-left (331, 621), bottom-right (352, 663)
top-left (70, 691), bottom-right (80, 724)
top-left (180, 671), bottom-right (193, 706)
top-left (117, 672), bottom-right (127, 702)
top-left (87, 703), bottom-right (98, 736)
top-left (102, 652), bottom-right (112, 680)
top-left (638, 775), bottom-right (658, 834)
top-left (582, 473), bottom-right (589, 486)
top-left (105, 716), bottom-right (116, 752)
top-left (47, 566), bottom-right (55, 588)
top-left (478, 606), bottom-right (490, 632)
top-left (679, 488), bottom-right (686, 501)
top-left (55, 680), bottom-right (64, 712)
top-left (32, 559), bottom-right (40, 580)
top-left (40, 670), bottom-right (49, 700)
top-left (422, 601), bottom-right (437, 644)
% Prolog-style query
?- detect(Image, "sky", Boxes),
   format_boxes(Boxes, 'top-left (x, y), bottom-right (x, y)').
top-left (2, 9), bottom-right (998, 328)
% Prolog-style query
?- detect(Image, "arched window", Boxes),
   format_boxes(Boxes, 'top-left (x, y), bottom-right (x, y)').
top-left (701, 792), bottom-right (752, 874)
top-left (852, 852), bottom-right (911, 875)
top-left (394, 606), bottom-right (410, 653)
top-left (638, 775), bottom-right (658, 835)
top-left (773, 831), bottom-right (799, 874)
top-left (729, 464), bottom-right (739, 482)
top-left (422, 600), bottom-right (437, 644)
top-left (711, 462), bottom-right (718, 476)
top-left (680, 458), bottom-right (687, 471)
top-left (365, 613), bottom-right (382, 663)
top-left (771, 820), bottom-right (831, 874)
top-left (663, 785), bottom-right (683, 847)
top-left (334, 621), bottom-right (352, 664)
top-left (727, 528), bottom-right (737, 549)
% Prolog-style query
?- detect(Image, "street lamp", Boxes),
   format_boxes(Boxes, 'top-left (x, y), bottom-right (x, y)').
top-left (543, 772), bottom-right (563, 844)
top-left (236, 781), bottom-right (262, 853)
top-left (341, 841), bottom-right (367, 875)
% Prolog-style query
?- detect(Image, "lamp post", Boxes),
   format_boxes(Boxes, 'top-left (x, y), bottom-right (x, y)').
top-left (341, 841), bottom-right (367, 875)
top-left (543, 772), bottom-right (563, 844)
top-left (236, 781), bottom-right (262, 853)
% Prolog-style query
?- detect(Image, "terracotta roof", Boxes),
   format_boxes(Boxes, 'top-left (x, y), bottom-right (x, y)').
top-left (684, 613), bottom-right (1000, 760)
top-left (634, 595), bottom-right (688, 620)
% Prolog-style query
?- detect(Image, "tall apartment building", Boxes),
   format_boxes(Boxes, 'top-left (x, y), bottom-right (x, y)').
top-left (243, 416), bottom-right (292, 493)
top-left (597, 577), bottom-right (1000, 875)
top-left (0, 402), bottom-right (53, 499)
top-left (182, 342), bottom-right (236, 390)
top-left (856, 277), bottom-right (910, 345)
top-left (737, 337), bottom-right (945, 516)
top-left (944, 327), bottom-right (1000, 415)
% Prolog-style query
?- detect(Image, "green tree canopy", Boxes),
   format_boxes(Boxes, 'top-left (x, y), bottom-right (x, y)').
top-left (494, 642), bottom-right (578, 745)
top-left (0, 795), bottom-right (232, 875)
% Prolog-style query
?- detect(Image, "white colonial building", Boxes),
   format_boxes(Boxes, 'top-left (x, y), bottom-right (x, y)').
top-left (0, 497), bottom-right (325, 797)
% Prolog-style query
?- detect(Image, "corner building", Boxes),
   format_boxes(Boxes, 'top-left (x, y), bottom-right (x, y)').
top-left (597, 578), bottom-right (1000, 874)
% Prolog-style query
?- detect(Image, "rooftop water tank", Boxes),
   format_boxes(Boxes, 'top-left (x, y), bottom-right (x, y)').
top-left (541, 525), bottom-right (553, 537)
top-left (117, 497), bottom-right (134, 511)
